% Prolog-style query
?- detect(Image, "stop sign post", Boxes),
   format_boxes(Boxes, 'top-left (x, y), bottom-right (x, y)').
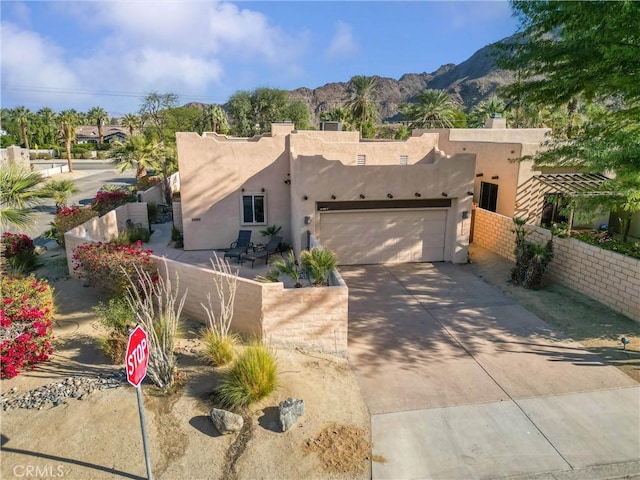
top-left (125, 326), bottom-right (153, 480)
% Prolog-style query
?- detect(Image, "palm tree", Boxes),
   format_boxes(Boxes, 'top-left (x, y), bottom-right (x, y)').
top-left (346, 75), bottom-right (378, 137)
top-left (111, 135), bottom-right (159, 180)
top-left (87, 107), bottom-right (109, 144)
top-left (319, 106), bottom-right (354, 130)
top-left (400, 89), bottom-right (460, 129)
top-left (205, 105), bottom-right (230, 134)
top-left (12, 106), bottom-right (31, 150)
top-left (41, 179), bottom-right (79, 211)
top-left (58, 109), bottom-right (80, 173)
top-left (468, 96), bottom-right (506, 128)
top-left (35, 107), bottom-right (57, 146)
top-left (0, 163), bottom-right (46, 229)
top-left (121, 113), bottom-right (140, 137)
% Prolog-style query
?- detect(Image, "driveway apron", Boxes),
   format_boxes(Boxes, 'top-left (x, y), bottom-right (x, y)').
top-left (342, 263), bottom-right (640, 480)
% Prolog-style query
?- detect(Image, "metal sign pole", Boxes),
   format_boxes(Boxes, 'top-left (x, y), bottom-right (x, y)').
top-left (136, 384), bottom-right (153, 480)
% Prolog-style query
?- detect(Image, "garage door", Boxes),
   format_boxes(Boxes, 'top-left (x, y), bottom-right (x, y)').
top-left (319, 209), bottom-right (447, 265)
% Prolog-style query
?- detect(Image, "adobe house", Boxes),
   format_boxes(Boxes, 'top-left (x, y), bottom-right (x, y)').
top-left (176, 124), bottom-right (476, 265)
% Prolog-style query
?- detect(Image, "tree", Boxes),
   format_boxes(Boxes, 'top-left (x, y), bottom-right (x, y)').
top-left (34, 108), bottom-right (58, 147)
top-left (139, 92), bottom-right (179, 143)
top-left (121, 113), bottom-right (140, 136)
top-left (110, 135), bottom-right (160, 180)
top-left (400, 89), bottom-right (461, 129)
top-left (226, 88), bottom-right (310, 136)
top-left (468, 96), bottom-right (506, 128)
top-left (497, 1), bottom-right (640, 174)
top-left (319, 106), bottom-right (353, 130)
top-left (58, 110), bottom-right (80, 173)
top-left (12, 106), bottom-right (31, 150)
top-left (345, 75), bottom-right (377, 138)
top-left (205, 104), bottom-right (230, 134)
top-left (87, 107), bottom-right (109, 144)
top-left (0, 163), bottom-right (46, 229)
top-left (41, 179), bottom-right (79, 211)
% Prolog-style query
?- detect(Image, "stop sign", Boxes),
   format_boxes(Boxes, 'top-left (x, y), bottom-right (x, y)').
top-left (126, 326), bottom-right (149, 387)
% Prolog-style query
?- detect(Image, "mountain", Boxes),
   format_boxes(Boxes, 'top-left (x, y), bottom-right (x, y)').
top-left (288, 38), bottom-right (515, 124)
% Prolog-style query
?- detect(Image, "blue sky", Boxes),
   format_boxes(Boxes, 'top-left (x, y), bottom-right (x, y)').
top-left (1, 1), bottom-right (519, 117)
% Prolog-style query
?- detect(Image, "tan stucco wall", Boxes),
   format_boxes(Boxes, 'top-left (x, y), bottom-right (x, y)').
top-left (290, 151), bottom-right (475, 263)
top-left (473, 208), bottom-right (640, 322)
top-left (177, 126), bottom-right (474, 263)
top-left (414, 128), bottom-right (550, 217)
top-left (176, 132), bottom-right (292, 250)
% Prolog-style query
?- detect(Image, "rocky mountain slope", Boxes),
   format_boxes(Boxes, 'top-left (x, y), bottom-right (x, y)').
top-left (288, 38), bottom-right (515, 123)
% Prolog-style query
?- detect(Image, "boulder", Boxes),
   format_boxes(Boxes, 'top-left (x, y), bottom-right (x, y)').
top-left (209, 408), bottom-right (243, 435)
top-left (279, 398), bottom-right (305, 432)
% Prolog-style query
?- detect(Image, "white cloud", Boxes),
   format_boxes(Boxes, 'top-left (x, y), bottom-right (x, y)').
top-left (324, 21), bottom-right (358, 61)
top-left (444, 1), bottom-right (512, 30)
top-left (0, 22), bottom-right (79, 105)
top-left (1, 1), bottom-right (310, 112)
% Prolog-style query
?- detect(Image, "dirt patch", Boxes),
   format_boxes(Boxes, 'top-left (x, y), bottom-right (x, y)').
top-left (304, 423), bottom-right (371, 476)
top-left (468, 244), bottom-right (640, 382)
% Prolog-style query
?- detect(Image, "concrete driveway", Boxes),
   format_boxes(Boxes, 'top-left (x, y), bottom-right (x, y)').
top-left (342, 263), bottom-right (640, 480)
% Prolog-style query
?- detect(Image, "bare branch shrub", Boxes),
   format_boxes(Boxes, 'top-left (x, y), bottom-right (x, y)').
top-left (201, 253), bottom-right (238, 337)
top-left (124, 260), bottom-right (187, 392)
top-left (200, 254), bottom-right (240, 366)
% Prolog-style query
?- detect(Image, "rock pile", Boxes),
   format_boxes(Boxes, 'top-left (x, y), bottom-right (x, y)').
top-left (1, 372), bottom-right (125, 411)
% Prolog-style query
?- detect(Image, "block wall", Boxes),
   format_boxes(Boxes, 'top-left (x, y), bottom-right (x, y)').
top-left (473, 208), bottom-right (640, 322)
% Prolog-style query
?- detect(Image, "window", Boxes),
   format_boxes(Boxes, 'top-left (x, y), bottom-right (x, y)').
top-left (242, 194), bottom-right (266, 224)
top-left (479, 182), bottom-right (498, 212)
top-left (357, 154), bottom-right (366, 166)
top-left (400, 155), bottom-right (408, 165)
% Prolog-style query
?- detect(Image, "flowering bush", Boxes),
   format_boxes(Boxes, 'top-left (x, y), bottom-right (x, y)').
top-left (1, 233), bottom-right (39, 273)
top-left (570, 230), bottom-right (640, 260)
top-left (50, 206), bottom-right (98, 246)
top-left (1, 276), bottom-right (54, 379)
top-left (91, 190), bottom-right (136, 216)
top-left (72, 241), bottom-right (156, 295)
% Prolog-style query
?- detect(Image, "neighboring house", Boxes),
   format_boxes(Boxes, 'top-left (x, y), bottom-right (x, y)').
top-left (76, 126), bottom-right (129, 144)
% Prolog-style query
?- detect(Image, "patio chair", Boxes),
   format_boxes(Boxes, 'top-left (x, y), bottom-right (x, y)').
top-left (244, 235), bottom-right (283, 268)
top-left (223, 230), bottom-right (253, 263)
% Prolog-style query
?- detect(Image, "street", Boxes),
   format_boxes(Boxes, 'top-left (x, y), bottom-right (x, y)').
top-left (19, 163), bottom-right (136, 245)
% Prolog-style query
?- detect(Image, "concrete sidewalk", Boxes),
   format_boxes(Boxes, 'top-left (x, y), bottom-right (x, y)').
top-left (342, 263), bottom-right (640, 480)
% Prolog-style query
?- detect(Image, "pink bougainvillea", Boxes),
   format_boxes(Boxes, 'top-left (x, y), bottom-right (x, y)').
top-left (0, 276), bottom-right (54, 379)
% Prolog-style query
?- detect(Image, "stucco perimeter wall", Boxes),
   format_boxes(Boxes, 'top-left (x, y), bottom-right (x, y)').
top-left (176, 132), bottom-right (292, 251)
top-left (64, 202), bottom-right (149, 275)
top-left (138, 183), bottom-right (164, 205)
top-left (473, 208), bottom-right (640, 322)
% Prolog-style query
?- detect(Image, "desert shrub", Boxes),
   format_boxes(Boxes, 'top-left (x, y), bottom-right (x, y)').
top-left (511, 218), bottom-right (555, 289)
top-left (1, 276), bottom-right (54, 378)
top-left (200, 255), bottom-right (239, 366)
top-left (201, 329), bottom-right (238, 367)
top-left (96, 151), bottom-right (106, 159)
top-left (126, 226), bottom-right (151, 244)
top-left (93, 296), bottom-right (136, 362)
top-left (300, 248), bottom-right (338, 286)
top-left (81, 151), bottom-right (93, 159)
top-left (72, 241), bottom-right (156, 295)
top-left (124, 262), bottom-right (187, 393)
top-left (171, 225), bottom-right (181, 242)
top-left (216, 342), bottom-right (278, 410)
top-left (1, 233), bottom-right (39, 273)
top-left (91, 190), bottom-right (135, 216)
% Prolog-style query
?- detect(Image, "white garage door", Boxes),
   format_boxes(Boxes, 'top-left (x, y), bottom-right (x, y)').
top-left (319, 209), bottom-right (447, 265)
